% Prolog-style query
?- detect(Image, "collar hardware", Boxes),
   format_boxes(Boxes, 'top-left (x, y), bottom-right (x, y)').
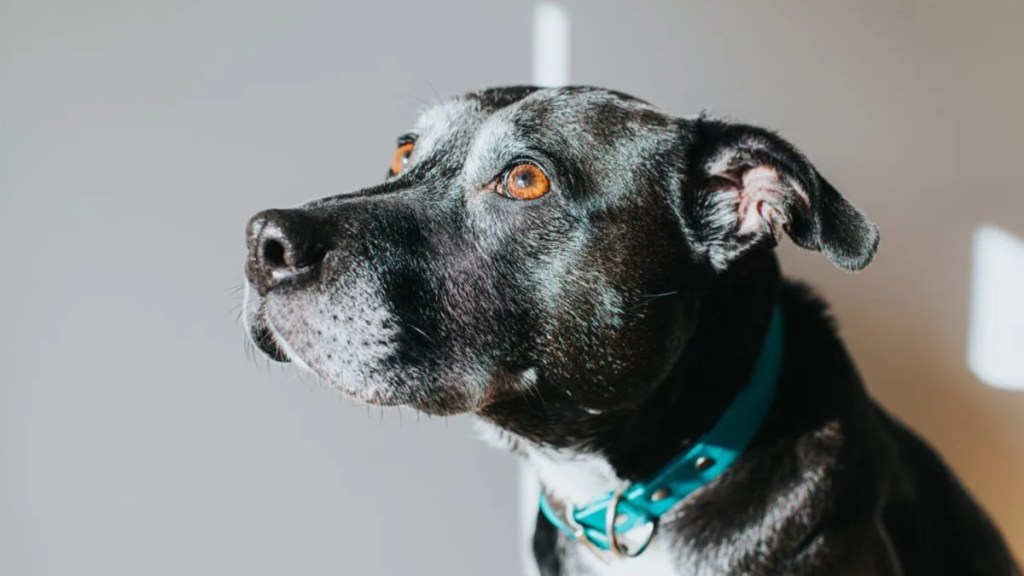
top-left (606, 486), bottom-right (655, 558)
top-left (539, 306), bottom-right (785, 559)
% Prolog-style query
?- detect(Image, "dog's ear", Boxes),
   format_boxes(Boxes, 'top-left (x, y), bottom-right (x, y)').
top-left (682, 117), bottom-right (879, 272)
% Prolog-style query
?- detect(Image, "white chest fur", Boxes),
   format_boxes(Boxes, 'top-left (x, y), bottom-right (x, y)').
top-left (519, 444), bottom-right (620, 506)
top-left (475, 422), bottom-right (686, 575)
top-left (572, 539), bottom-right (679, 576)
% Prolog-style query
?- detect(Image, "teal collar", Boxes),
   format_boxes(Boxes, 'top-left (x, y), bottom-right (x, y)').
top-left (539, 306), bottom-right (784, 559)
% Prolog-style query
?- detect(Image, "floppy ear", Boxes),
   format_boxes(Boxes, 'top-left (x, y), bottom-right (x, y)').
top-left (682, 117), bottom-right (879, 272)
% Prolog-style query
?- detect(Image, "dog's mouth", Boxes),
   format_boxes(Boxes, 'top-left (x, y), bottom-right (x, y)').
top-left (243, 284), bottom-right (291, 364)
top-left (239, 277), bottom-right (506, 415)
top-left (249, 316), bottom-right (290, 363)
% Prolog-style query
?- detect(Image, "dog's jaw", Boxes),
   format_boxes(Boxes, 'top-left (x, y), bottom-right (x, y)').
top-left (242, 265), bottom-right (412, 406)
top-left (243, 272), bottom-right (517, 414)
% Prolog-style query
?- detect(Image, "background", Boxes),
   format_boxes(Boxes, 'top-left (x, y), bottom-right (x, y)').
top-left (2, 1), bottom-right (1022, 574)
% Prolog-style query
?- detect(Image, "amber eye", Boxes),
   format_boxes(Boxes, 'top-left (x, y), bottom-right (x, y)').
top-left (500, 163), bottom-right (550, 200)
top-left (390, 141), bottom-right (415, 176)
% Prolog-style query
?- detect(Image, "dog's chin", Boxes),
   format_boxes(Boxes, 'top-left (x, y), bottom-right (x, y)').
top-left (406, 395), bottom-right (476, 417)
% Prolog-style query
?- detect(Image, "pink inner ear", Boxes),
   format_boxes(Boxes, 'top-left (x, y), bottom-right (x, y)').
top-left (735, 166), bottom-right (806, 237)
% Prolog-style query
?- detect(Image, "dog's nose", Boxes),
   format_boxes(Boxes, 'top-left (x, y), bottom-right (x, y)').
top-left (245, 209), bottom-right (327, 294)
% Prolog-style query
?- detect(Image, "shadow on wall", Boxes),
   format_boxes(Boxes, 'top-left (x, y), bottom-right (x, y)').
top-left (780, 222), bottom-right (1024, 562)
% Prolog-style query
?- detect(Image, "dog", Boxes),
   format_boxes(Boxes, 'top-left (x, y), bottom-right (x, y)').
top-left (242, 86), bottom-right (1019, 575)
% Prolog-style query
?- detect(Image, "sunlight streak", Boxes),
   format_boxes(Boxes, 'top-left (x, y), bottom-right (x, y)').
top-left (968, 225), bottom-right (1024, 390)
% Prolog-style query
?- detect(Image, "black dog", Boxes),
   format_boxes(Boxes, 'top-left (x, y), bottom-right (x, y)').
top-left (243, 86), bottom-right (1019, 575)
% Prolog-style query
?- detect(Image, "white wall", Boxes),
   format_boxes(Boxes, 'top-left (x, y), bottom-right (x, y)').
top-left (2, 1), bottom-right (1021, 574)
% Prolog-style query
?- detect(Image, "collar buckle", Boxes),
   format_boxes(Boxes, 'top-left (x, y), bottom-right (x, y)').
top-left (547, 487), bottom-right (658, 562)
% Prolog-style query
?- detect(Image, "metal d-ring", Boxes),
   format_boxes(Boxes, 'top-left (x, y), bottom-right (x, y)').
top-left (563, 503), bottom-right (610, 564)
top-left (605, 487), bottom-right (656, 558)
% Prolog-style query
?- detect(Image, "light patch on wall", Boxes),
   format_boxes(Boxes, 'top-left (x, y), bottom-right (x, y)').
top-left (967, 225), bottom-right (1024, 390)
top-left (532, 2), bottom-right (570, 87)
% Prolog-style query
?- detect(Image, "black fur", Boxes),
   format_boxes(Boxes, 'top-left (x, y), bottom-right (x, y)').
top-left (242, 86), bottom-right (1019, 575)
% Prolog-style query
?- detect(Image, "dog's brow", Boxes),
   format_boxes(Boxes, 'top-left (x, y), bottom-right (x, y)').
top-left (407, 99), bottom-right (479, 159)
top-left (413, 100), bottom-right (475, 134)
top-left (461, 114), bottom-right (525, 186)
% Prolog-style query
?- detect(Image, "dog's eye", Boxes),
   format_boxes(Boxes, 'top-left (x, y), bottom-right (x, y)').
top-left (499, 163), bottom-right (550, 200)
top-left (390, 142), bottom-right (415, 176)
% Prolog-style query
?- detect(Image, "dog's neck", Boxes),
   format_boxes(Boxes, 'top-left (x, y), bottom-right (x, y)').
top-left (478, 255), bottom-right (783, 505)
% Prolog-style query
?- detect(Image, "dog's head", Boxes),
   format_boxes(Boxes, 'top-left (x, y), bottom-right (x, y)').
top-left (243, 86), bottom-right (877, 416)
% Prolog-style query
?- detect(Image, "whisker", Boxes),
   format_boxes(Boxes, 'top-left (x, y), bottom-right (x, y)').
top-left (300, 374), bottom-right (314, 396)
top-left (639, 290), bottom-right (679, 299)
top-left (629, 290), bottom-right (680, 313)
top-left (400, 320), bottom-right (436, 344)
top-left (421, 76), bottom-right (441, 103)
top-left (393, 91), bottom-right (433, 110)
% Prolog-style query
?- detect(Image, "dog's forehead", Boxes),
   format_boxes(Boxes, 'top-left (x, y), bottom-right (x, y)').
top-left (411, 98), bottom-right (481, 151)
top-left (409, 87), bottom-right (547, 153)
top-left (413, 100), bottom-right (466, 131)
top-left (411, 87), bottom-right (643, 128)
top-left (409, 87), bottom-right (673, 185)
top-left (413, 87), bottom-right (657, 139)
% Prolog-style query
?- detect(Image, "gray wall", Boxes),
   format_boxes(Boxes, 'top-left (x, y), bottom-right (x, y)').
top-left (2, 1), bottom-right (1021, 575)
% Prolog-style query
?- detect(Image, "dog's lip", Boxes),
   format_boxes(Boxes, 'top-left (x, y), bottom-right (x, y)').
top-left (248, 316), bottom-right (291, 363)
top-left (243, 281), bottom-right (291, 363)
